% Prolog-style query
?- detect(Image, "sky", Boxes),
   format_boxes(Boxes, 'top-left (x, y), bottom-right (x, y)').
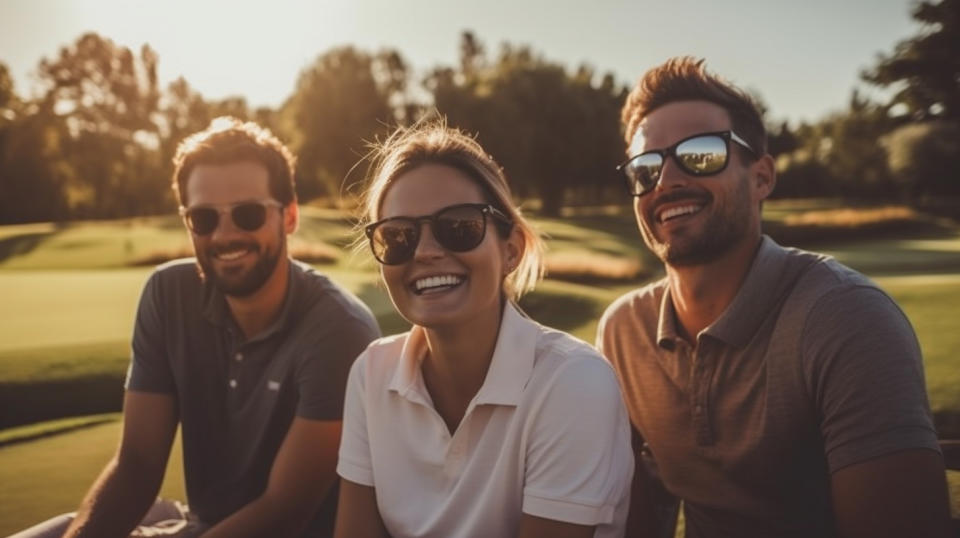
top-left (0, 0), bottom-right (921, 125)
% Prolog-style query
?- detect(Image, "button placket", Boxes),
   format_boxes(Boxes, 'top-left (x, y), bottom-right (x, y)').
top-left (692, 340), bottom-right (714, 446)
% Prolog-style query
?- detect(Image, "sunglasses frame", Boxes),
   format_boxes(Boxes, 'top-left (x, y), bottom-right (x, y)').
top-left (179, 199), bottom-right (284, 235)
top-left (617, 130), bottom-right (757, 197)
top-left (365, 203), bottom-right (513, 265)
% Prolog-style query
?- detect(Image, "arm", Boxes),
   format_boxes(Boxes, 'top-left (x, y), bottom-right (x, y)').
top-left (518, 515), bottom-right (593, 538)
top-left (63, 390), bottom-right (178, 538)
top-left (831, 448), bottom-right (951, 538)
top-left (334, 479), bottom-right (389, 538)
top-left (624, 430), bottom-right (679, 538)
top-left (522, 357), bottom-right (634, 535)
top-left (201, 417), bottom-right (342, 538)
top-left (804, 286), bottom-right (952, 537)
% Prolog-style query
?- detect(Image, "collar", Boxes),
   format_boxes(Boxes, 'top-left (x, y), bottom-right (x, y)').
top-left (387, 301), bottom-right (539, 407)
top-left (201, 258), bottom-right (302, 343)
top-left (656, 236), bottom-right (796, 350)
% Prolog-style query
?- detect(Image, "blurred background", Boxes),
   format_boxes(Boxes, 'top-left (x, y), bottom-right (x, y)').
top-left (0, 0), bottom-right (958, 534)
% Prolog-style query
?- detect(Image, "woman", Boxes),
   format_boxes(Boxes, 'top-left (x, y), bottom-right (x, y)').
top-left (334, 121), bottom-right (633, 538)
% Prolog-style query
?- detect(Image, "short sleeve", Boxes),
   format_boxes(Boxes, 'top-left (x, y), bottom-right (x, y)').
top-left (523, 356), bottom-right (634, 526)
top-left (125, 270), bottom-right (175, 393)
top-left (295, 309), bottom-right (380, 421)
top-left (336, 352), bottom-right (375, 486)
top-left (804, 285), bottom-right (940, 473)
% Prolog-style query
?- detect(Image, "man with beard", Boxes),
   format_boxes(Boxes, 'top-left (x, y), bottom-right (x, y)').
top-left (597, 58), bottom-right (952, 538)
top-left (14, 117), bottom-right (380, 538)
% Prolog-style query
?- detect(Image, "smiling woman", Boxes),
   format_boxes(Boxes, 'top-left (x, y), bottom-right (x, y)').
top-left (333, 120), bottom-right (635, 538)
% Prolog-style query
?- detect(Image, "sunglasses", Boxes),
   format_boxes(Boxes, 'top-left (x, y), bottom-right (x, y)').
top-left (617, 130), bottom-right (757, 197)
top-left (365, 203), bottom-right (513, 265)
top-left (179, 200), bottom-right (284, 235)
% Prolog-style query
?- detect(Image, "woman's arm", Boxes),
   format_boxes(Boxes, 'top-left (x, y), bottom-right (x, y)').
top-left (334, 479), bottom-right (390, 538)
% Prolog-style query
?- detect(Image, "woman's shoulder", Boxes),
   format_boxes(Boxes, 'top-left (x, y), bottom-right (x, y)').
top-left (532, 325), bottom-right (618, 385)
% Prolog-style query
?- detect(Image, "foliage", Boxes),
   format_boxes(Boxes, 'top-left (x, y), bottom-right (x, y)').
top-left (863, 0), bottom-right (960, 121)
top-left (883, 120), bottom-right (960, 200)
top-left (426, 32), bottom-right (627, 216)
top-left (281, 47), bottom-right (406, 201)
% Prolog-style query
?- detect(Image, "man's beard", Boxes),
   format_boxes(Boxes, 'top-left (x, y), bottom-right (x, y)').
top-left (642, 174), bottom-right (752, 267)
top-left (195, 237), bottom-right (283, 297)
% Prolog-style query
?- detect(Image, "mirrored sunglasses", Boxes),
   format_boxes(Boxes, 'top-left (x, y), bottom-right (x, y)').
top-left (617, 130), bottom-right (756, 197)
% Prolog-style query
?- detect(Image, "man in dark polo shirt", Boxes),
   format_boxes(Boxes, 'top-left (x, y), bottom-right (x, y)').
top-left (13, 117), bottom-right (379, 538)
top-left (597, 57), bottom-right (952, 538)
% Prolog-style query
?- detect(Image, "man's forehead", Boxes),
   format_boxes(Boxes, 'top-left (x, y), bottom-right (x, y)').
top-left (628, 101), bottom-right (732, 155)
top-left (186, 161), bottom-right (271, 204)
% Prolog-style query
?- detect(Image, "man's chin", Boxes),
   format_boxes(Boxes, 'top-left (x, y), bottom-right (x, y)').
top-left (197, 259), bottom-right (276, 297)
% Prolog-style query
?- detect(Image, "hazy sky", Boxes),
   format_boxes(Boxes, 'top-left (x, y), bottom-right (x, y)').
top-left (0, 0), bottom-right (920, 125)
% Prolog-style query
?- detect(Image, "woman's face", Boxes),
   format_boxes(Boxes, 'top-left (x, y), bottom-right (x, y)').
top-left (376, 163), bottom-right (520, 330)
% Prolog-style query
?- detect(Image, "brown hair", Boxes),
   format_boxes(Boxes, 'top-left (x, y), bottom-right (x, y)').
top-left (621, 57), bottom-right (767, 156)
top-left (172, 116), bottom-right (297, 206)
top-left (360, 119), bottom-right (544, 301)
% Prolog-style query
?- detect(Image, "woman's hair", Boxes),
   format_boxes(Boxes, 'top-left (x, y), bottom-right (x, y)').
top-left (621, 56), bottom-right (767, 156)
top-left (360, 119), bottom-right (544, 301)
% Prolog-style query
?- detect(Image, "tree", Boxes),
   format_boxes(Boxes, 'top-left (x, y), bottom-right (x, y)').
top-left (282, 47), bottom-right (406, 201)
top-left (426, 33), bottom-right (626, 216)
top-left (0, 62), bottom-right (72, 224)
top-left (883, 121), bottom-right (960, 200)
top-left (863, 0), bottom-right (960, 121)
top-left (35, 32), bottom-right (168, 218)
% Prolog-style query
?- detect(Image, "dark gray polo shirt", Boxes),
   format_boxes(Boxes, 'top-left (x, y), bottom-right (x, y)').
top-left (126, 258), bottom-right (380, 536)
top-left (598, 236), bottom-right (940, 538)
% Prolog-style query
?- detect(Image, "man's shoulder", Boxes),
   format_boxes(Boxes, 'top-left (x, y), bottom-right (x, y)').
top-left (600, 277), bottom-right (667, 326)
top-left (289, 259), bottom-right (378, 330)
top-left (780, 246), bottom-right (884, 307)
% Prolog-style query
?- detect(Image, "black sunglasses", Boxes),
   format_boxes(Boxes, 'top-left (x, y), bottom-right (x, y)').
top-left (365, 203), bottom-right (513, 265)
top-left (617, 130), bottom-right (757, 197)
top-left (179, 200), bottom-right (284, 235)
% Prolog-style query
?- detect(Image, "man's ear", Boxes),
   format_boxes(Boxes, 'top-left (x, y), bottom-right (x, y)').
top-left (284, 202), bottom-right (299, 235)
top-left (752, 154), bottom-right (777, 202)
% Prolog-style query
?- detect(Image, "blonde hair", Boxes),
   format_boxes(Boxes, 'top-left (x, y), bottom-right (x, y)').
top-left (360, 120), bottom-right (544, 300)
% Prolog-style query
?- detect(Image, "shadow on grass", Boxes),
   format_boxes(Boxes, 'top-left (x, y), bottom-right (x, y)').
top-left (0, 231), bottom-right (58, 263)
top-left (0, 375), bottom-right (124, 430)
top-left (519, 289), bottom-right (602, 333)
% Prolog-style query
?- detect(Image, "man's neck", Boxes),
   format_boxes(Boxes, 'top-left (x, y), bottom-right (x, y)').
top-left (666, 235), bottom-right (762, 344)
top-left (225, 257), bottom-right (291, 340)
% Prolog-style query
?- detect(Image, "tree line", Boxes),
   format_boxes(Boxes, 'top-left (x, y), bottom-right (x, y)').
top-left (1, 0), bottom-right (957, 224)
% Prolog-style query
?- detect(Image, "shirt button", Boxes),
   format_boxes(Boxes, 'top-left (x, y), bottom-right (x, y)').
top-left (235, 352), bottom-right (243, 362)
top-left (229, 379), bottom-right (238, 388)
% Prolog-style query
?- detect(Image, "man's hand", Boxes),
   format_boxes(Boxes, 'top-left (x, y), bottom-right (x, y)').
top-left (201, 417), bottom-right (342, 537)
top-left (831, 448), bottom-right (952, 538)
top-left (64, 391), bottom-right (178, 538)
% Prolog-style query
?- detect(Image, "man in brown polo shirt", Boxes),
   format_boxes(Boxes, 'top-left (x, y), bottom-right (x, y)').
top-left (597, 57), bottom-right (951, 538)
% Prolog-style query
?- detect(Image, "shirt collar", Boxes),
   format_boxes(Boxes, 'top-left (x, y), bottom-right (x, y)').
top-left (655, 236), bottom-right (797, 350)
top-left (387, 301), bottom-right (539, 407)
top-left (704, 235), bottom-right (794, 348)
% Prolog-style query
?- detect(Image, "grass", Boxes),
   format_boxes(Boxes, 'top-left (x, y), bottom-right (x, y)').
top-left (0, 418), bottom-right (185, 536)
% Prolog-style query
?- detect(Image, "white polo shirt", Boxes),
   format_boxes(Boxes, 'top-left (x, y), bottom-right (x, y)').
top-left (337, 303), bottom-right (633, 538)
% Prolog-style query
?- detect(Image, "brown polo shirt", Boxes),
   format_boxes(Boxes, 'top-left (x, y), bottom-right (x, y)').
top-left (598, 236), bottom-right (939, 538)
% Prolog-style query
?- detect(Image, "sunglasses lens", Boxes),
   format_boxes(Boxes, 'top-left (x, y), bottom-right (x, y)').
top-left (624, 153), bottom-right (663, 195)
top-left (186, 208), bottom-right (219, 235)
top-left (370, 220), bottom-right (418, 265)
top-left (675, 135), bottom-right (728, 175)
top-left (231, 203), bottom-right (268, 231)
top-left (434, 205), bottom-right (487, 252)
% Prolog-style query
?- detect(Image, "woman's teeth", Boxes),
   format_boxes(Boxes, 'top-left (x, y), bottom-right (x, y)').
top-left (414, 274), bottom-right (463, 294)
